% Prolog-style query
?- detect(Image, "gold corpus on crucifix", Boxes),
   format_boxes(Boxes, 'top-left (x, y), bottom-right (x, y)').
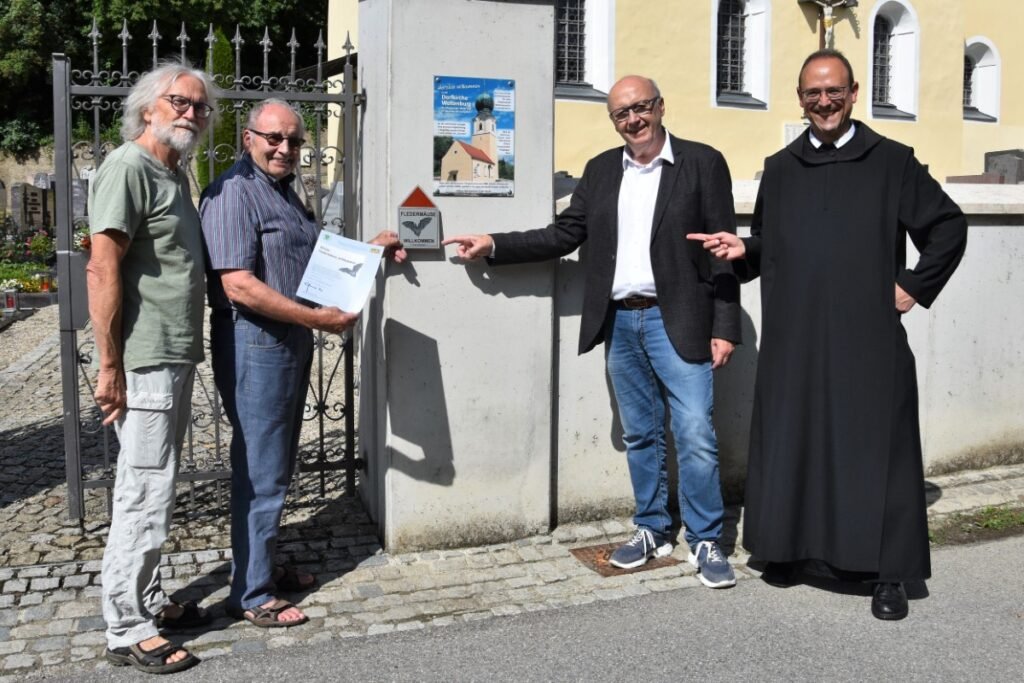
top-left (798, 0), bottom-right (859, 49)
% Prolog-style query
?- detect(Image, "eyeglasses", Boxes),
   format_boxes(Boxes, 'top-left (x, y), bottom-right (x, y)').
top-left (246, 128), bottom-right (306, 149)
top-left (799, 86), bottom-right (850, 104)
top-left (609, 97), bottom-right (662, 123)
top-left (161, 95), bottom-right (214, 119)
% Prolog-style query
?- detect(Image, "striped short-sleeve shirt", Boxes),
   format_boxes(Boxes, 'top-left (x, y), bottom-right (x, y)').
top-left (199, 154), bottom-right (320, 311)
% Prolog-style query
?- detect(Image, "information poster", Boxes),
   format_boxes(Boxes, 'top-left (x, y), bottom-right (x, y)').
top-left (433, 75), bottom-right (515, 197)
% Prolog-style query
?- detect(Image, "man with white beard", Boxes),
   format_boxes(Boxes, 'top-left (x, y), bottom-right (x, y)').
top-left (86, 61), bottom-right (217, 674)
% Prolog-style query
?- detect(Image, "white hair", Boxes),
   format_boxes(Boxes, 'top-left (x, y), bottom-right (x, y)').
top-left (120, 60), bottom-right (218, 141)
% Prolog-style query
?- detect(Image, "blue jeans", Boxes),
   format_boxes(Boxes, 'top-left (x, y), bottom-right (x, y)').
top-left (211, 311), bottom-right (313, 610)
top-left (605, 305), bottom-right (724, 548)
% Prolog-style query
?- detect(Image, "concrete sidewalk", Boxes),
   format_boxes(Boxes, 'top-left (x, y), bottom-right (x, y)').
top-left (1, 461), bottom-right (1022, 679)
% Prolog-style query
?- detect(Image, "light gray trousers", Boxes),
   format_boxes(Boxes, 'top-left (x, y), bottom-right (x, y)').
top-left (101, 363), bottom-right (194, 649)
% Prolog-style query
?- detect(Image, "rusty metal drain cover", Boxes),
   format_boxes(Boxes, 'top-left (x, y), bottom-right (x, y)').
top-left (569, 542), bottom-right (681, 577)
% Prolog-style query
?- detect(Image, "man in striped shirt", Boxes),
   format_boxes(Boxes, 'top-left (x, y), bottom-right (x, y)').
top-left (200, 98), bottom-right (404, 628)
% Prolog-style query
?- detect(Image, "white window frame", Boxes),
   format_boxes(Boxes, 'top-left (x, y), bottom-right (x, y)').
top-left (709, 0), bottom-right (771, 110)
top-left (964, 36), bottom-right (1000, 123)
top-left (868, 0), bottom-right (919, 121)
top-left (555, 0), bottom-right (616, 100)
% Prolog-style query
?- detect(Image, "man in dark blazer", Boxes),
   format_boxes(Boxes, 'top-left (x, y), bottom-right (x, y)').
top-left (444, 75), bottom-right (741, 587)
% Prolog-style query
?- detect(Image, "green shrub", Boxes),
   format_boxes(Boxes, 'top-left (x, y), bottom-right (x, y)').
top-left (28, 230), bottom-right (55, 262)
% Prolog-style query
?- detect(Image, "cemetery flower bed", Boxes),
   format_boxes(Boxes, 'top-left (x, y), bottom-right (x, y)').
top-left (0, 263), bottom-right (57, 292)
top-left (1, 222), bottom-right (59, 293)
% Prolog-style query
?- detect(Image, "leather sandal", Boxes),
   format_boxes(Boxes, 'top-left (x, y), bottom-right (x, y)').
top-left (155, 600), bottom-right (212, 630)
top-left (228, 598), bottom-right (309, 628)
top-left (105, 641), bottom-right (199, 674)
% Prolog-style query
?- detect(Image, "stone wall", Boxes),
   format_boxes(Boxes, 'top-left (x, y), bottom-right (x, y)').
top-left (0, 151), bottom-right (56, 215)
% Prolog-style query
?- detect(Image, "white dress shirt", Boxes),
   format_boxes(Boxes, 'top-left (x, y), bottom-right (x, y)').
top-left (611, 131), bottom-right (674, 300)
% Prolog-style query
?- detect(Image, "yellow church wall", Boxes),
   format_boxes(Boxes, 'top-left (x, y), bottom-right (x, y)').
top-left (331, 1), bottom-right (1020, 184)
top-left (554, 0), bottom-right (1022, 183)
top-left (960, 1), bottom-right (1024, 174)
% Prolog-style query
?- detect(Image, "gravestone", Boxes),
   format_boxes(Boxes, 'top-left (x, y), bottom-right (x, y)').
top-left (0, 180), bottom-right (6, 218)
top-left (72, 179), bottom-right (89, 220)
top-left (32, 172), bottom-right (49, 189)
top-left (44, 175), bottom-right (56, 227)
top-left (984, 149), bottom-right (1024, 184)
top-left (9, 183), bottom-right (26, 230)
top-left (23, 185), bottom-right (47, 229)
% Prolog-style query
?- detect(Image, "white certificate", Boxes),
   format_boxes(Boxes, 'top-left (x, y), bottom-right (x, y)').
top-left (296, 232), bottom-right (383, 312)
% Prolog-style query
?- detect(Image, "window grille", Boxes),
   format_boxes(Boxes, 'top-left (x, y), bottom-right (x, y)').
top-left (556, 0), bottom-right (587, 85)
top-left (962, 55), bottom-right (975, 107)
top-left (717, 0), bottom-right (746, 95)
top-left (872, 16), bottom-right (893, 105)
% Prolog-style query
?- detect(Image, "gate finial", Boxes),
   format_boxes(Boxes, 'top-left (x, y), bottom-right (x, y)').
top-left (149, 21), bottom-right (162, 67)
top-left (119, 19), bottom-right (132, 85)
top-left (205, 24), bottom-right (217, 73)
top-left (178, 22), bottom-right (191, 62)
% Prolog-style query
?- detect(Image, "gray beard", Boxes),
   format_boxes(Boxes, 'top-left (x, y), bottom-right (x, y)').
top-left (153, 121), bottom-right (199, 155)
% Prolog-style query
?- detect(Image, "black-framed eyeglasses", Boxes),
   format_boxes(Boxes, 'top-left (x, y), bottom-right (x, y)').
top-left (246, 128), bottom-right (306, 149)
top-left (609, 97), bottom-right (662, 123)
top-left (799, 86), bottom-right (850, 104)
top-left (161, 94), bottom-right (214, 119)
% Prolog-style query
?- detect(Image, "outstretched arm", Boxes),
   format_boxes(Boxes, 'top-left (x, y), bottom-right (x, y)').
top-left (218, 269), bottom-right (359, 334)
top-left (442, 234), bottom-right (495, 261)
top-left (368, 230), bottom-right (408, 264)
top-left (686, 232), bottom-right (746, 261)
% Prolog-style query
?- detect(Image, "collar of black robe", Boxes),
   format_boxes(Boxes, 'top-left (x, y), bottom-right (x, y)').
top-left (787, 119), bottom-right (884, 166)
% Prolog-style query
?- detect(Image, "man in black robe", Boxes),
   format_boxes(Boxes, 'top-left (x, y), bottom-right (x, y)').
top-left (689, 49), bottom-right (967, 620)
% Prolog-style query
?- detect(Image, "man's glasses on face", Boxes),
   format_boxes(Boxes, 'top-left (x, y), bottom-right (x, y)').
top-left (247, 128), bottom-right (306, 149)
top-left (799, 86), bottom-right (850, 104)
top-left (162, 94), bottom-right (214, 119)
top-left (609, 97), bottom-right (661, 123)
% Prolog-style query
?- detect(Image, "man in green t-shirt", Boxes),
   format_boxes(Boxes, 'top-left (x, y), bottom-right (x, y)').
top-left (86, 62), bottom-right (217, 675)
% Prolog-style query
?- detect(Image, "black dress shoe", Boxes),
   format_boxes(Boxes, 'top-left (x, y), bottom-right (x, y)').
top-left (871, 582), bottom-right (909, 620)
top-left (761, 561), bottom-right (798, 587)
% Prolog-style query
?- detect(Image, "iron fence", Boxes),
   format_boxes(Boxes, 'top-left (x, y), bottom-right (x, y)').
top-left (51, 18), bottom-right (364, 522)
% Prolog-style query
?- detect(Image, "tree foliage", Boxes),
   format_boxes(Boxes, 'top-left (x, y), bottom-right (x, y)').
top-left (0, 1), bottom-right (329, 156)
top-left (195, 26), bottom-right (238, 188)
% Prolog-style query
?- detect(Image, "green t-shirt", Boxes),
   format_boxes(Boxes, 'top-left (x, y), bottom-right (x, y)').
top-left (88, 142), bottom-right (205, 371)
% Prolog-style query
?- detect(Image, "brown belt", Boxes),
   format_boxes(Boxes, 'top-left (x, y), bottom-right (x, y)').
top-left (615, 296), bottom-right (658, 310)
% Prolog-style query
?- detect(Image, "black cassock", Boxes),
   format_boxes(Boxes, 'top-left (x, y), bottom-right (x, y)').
top-left (740, 122), bottom-right (967, 581)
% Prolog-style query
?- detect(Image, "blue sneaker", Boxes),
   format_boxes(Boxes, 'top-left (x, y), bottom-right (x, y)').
top-left (609, 528), bottom-right (673, 569)
top-left (687, 540), bottom-right (736, 588)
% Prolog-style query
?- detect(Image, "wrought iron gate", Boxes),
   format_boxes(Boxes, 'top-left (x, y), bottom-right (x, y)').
top-left (51, 19), bottom-right (364, 521)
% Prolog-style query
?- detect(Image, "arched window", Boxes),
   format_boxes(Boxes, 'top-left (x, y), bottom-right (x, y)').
top-left (872, 16), bottom-right (892, 106)
top-left (964, 37), bottom-right (1000, 123)
top-left (555, 0), bottom-right (615, 99)
top-left (717, 0), bottom-right (745, 96)
top-left (869, 1), bottom-right (918, 120)
top-left (711, 0), bottom-right (769, 109)
top-left (556, 0), bottom-right (587, 85)
top-left (962, 56), bottom-right (974, 108)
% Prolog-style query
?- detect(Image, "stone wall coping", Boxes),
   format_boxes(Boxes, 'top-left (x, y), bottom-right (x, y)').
top-left (730, 180), bottom-right (1024, 217)
top-left (557, 181), bottom-right (1024, 218)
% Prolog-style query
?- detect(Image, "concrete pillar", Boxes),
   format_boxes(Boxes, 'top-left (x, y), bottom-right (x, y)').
top-left (358, 0), bottom-right (555, 551)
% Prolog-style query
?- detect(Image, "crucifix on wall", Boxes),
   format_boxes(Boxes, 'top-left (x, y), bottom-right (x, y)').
top-left (799, 0), bottom-right (859, 49)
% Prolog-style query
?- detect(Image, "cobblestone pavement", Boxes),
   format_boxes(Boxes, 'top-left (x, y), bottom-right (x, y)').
top-left (2, 308), bottom-right (1023, 678)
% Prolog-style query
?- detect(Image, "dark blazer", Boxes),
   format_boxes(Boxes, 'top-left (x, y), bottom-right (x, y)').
top-left (491, 134), bottom-right (741, 361)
